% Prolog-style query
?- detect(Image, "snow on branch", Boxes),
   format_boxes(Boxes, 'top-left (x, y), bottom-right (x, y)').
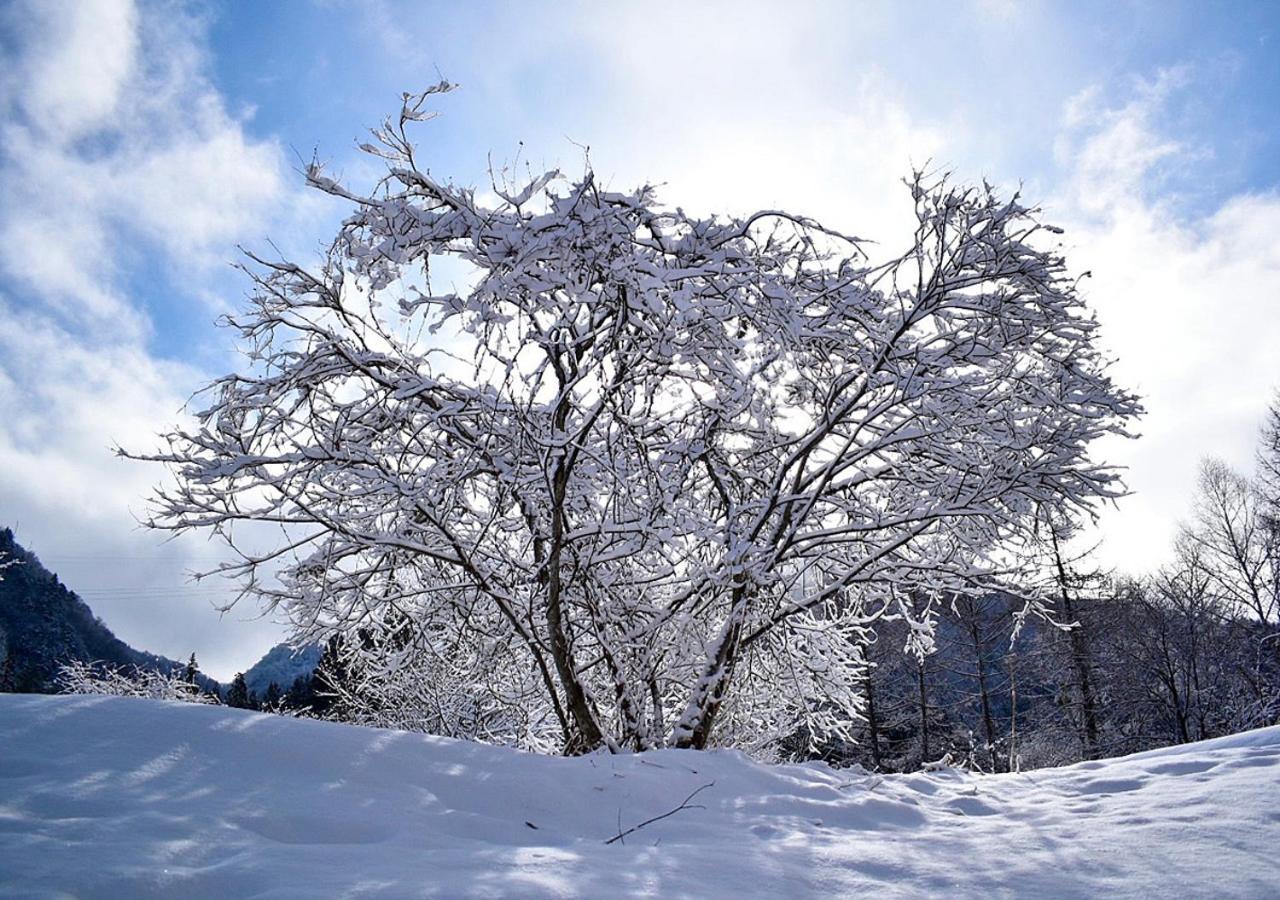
top-left (128, 87), bottom-right (1142, 758)
top-left (57, 660), bottom-right (219, 704)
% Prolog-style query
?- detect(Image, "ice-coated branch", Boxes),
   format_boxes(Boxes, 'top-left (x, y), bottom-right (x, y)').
top-left (129, 88), bottom-right (1142, 757)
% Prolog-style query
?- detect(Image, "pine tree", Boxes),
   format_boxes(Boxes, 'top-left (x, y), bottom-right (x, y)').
top-left (226, 672), bottom-right (251, 709)
top-left (284, 674), bottom-right (315, 711)
top-left (263, 681), bottom-right (282, 710)
top-left (183, 652), bottom-right (199, 685)
top-left (311, 636), bottom-right (347, 716)
top-left (0, 653), bottom-right (14, 693)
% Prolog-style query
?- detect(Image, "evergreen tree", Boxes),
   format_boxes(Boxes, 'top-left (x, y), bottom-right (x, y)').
top-left (284, 674), bottom-right (315, 711)
top-left (263, 681), bottom-right (282, 710)
top-left (311, 636), bottom-right (348, 716)
top-left (183, 652), bottom-right (199, 685)
top-left (226, 672), bottom-right (251, 709)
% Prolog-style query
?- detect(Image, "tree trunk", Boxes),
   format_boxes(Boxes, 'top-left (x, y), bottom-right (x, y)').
top-left (544, 387), bottom-right (605, 753)
top-left (969, 617), bottom-right (999, 772)
top-left (917, 659), bottom-right (931, 764)
top-left (1008, 652), bottom-right (1020, 772)
top-left (670, 589), bottom-right (747, 749)
top-left (1052, 530), bottom-right (1101, 760)
top-left (864, 676), bottom-right (883, 770)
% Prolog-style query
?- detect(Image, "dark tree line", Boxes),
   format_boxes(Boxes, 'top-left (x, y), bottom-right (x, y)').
top-left (223, 670), bottom-right (319, 712)
top-left (820, 397), bottom-right (1280, 772)
top-left (824, 580), bottom-right (1276, 773)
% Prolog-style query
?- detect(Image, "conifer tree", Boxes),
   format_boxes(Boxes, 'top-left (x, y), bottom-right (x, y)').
top-left (0, 653), bottom-right (14, 693)
top-left (284, 675), bottom-right (315, 711)
top-left (263, 681), bottom-right (282, 710)
top-left (226, 672), bottom-right (251, 709)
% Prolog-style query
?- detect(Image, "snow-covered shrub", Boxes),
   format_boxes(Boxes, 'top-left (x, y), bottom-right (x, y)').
top-left (57, 660), bottom-right (218, 704)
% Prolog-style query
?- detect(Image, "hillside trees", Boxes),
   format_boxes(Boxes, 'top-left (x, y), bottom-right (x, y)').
top-left (133, 85), bottom-right (1140, 755)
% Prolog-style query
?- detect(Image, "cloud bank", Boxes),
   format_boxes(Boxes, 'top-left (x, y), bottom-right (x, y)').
top-left (0, 0), bottom-right (298, 678)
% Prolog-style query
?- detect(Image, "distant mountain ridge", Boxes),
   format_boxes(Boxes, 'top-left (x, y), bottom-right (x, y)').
top-left (0, 527), bottom-right (221, 694)
top-left (243, 641), bottom-right (322, 697)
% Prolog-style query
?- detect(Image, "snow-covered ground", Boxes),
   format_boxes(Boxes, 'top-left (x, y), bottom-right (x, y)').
top-left (2, 695), bottom-right (1278, 898)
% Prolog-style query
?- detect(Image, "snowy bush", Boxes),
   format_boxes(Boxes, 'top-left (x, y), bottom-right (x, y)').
top-left (57, 660), bottom-right (218, 704)
top-left (132, 84), bottom-right (1141, 756)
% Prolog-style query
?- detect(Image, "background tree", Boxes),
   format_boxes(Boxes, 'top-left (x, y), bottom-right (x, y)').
top-left (263, 681), bottom-right (283, 710)
top-left (226, 673), bottom-right (252, 710)
top-left (284, 674), bottom-right (316, 711)
top-left (937, 591), bottom-right (1013, 771)
top-left (1182, 459), bottom-right (1278, 632)
top-left (1257, 393), bottom-right (1280, 534)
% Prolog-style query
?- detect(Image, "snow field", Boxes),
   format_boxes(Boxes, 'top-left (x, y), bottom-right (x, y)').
top-left (2, 694), bottom-right (1278, 898)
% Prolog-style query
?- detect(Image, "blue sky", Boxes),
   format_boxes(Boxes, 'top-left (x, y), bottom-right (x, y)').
top-left (2, 0), bottom-right (1279, 679)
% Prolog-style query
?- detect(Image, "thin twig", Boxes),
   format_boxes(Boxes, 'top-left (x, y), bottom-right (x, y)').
top-left (605, 782), bottom-right (715, 845)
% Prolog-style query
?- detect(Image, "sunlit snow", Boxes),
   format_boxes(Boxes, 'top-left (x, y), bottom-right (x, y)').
top-left (3, 694), bottom-right (1278, 897)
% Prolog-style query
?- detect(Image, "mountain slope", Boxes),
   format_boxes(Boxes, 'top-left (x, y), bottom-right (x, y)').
top-left (0, 528), bottom-right (219, 694)
top-left (2, 693), bottom-right (1278, 898)
top-left (242, 641), bottom-right (321, 698)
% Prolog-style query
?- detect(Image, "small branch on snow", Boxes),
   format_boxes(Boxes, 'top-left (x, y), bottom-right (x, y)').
top-left (605, 782), bottom-right (715, 846)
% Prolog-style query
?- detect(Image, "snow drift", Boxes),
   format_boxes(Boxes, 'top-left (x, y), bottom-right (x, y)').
top-left (2, 694), bottom-right (1278, 898)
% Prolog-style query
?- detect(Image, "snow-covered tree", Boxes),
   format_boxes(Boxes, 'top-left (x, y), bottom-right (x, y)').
top-left (133, 85), bottom-right (1140, 755)
top-left (57, 660), bottom-right (218, 704)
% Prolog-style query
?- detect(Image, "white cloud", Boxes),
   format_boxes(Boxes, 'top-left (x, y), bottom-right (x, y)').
top-left (548, 2), bottom-right (947, 253)
top-left (0, 1), bottom-right (294, 338)
top-left (1052, 74), bottom-right (1280, 573)
top-left (0, 0), bottom-right (299, 678)
top-left (11, 0), bottom-right (139, 142)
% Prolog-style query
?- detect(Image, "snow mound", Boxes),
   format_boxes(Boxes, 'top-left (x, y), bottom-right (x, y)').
top-left (2, 695), bottom-right (1279, 898)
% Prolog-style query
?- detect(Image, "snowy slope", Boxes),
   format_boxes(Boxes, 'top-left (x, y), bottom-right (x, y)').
top-left (2, 695), bottom-right (1279, 898)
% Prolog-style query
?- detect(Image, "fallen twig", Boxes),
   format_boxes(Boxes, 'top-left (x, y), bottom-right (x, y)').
top-left (605, 782), bottom-right (715, 845)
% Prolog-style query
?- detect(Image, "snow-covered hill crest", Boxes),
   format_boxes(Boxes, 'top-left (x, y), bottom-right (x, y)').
top-left (2, 694), bottom-right (1278, 898)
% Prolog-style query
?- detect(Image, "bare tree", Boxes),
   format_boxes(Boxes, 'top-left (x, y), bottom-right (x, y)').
top-left (942, 591), bottom-right (1010, 770)
top-left (1112, 548), bottom-right (1258, 745)
top-left (1182, 459), bottom-right (1278, 632)
top-left (1257, 393), bottom-right (1280, 533)
top-left (132, 86), bottom-right (1140, 755)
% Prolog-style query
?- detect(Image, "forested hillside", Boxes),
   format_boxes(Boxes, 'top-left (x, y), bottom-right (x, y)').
top-left (0, 529), bottom-right (219, 695)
